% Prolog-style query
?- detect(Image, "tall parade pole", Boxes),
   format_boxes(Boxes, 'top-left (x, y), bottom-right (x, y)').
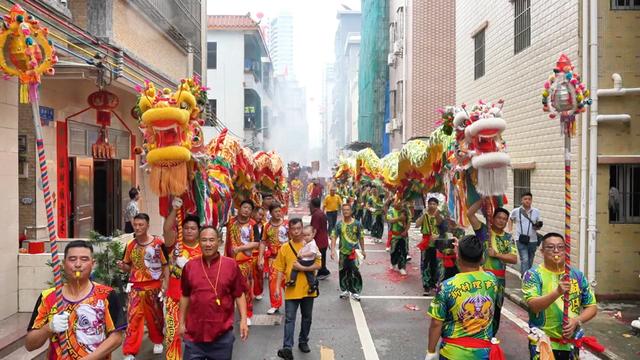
top-left (542, 54), bottom-right (590, 334)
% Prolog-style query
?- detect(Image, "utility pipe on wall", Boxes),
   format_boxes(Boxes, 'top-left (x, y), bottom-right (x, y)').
top-left (579, 0), bottom-right (589, 274)
top-left (587, 0), bottom-right (598, 287)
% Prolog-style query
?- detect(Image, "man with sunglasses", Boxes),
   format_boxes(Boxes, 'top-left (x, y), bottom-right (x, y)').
top-left (522, 233), bottom-right (597, 360)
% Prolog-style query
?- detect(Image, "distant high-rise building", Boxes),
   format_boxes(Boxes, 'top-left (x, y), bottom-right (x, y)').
top-left (269, 13), bottom-right (295, 78)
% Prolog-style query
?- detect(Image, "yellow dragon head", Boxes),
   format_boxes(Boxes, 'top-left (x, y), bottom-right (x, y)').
top-left (137, 79), bottom-right (200, 196)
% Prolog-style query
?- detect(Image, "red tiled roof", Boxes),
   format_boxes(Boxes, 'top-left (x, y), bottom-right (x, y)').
top-left (208, 15), bottom-right (259, 30)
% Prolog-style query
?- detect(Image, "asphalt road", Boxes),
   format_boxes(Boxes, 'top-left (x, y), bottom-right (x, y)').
top-left (112, 207), bottom-right (598, 360)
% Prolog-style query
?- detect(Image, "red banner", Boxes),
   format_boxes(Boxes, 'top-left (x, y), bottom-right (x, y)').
top-left (56, 121), bottom-right (69, 238)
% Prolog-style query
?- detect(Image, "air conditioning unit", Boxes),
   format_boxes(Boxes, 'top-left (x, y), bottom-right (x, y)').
top-left (385, 122), bottom-right (392, 134)
top-left (387, 53), bottom-right (396, 66)
top-left (391, 118), bottom-right (398, 130)
top-left (393, 40), bottom-right (403, 55)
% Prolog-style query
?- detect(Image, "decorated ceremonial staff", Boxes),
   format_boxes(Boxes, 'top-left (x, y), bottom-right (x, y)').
top-left (542, 54), bottom-right (591, 335)
top-left (0, 4), bottom-right (67, 356)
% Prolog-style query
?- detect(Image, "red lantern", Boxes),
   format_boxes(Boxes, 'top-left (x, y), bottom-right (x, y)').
top-left (87, 90), bottom-right (119, 127)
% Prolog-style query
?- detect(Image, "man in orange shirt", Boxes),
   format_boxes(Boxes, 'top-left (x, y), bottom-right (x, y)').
top-left (226, 200), bottom-right (259, 324)
top-left (116, 213), bottom-right (167, 359)
top-left (162, 197), bottom-right (202, 360)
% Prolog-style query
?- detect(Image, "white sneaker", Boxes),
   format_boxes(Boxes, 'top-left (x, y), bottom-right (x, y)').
top-left (123, 356), bottom-right (135, 360)
top-left (399, 269), bottom-right (407, 275)
top-left (406, 255), bottom-right (412, 262)
top-left (247, 317), bottom-right (252, 326)
top-left (267, 307), bottom-right (279, 315)
top-left (339, 290), bottom-right (350, 299)
top-left (351, 293), bottom-right (361, 301)
top-left (255, 294), bottom-right (263, 300)
top-left (385, 247), bottom-right (390, 252)
top-left (390, 264), bottom-right (398, 272)
top-left (153, 343), bottom-right (163, 354)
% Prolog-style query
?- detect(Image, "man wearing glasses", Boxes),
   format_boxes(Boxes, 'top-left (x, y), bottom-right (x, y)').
top-left (522, 233), bottom-right (597, 360)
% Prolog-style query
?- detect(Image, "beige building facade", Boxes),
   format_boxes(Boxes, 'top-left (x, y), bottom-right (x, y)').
top-left (456, 0), bottom-right (639, 297)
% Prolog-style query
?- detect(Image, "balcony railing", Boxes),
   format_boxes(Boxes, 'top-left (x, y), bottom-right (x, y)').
top-left (130, 0), bottom-right (203, 75)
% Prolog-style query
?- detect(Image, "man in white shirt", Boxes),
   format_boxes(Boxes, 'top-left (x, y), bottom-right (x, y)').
top-left (508, 192), bottom-right (542, 276)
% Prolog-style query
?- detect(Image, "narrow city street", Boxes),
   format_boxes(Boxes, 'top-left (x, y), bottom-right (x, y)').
top-left (112, 206), bottom-right (601, 360)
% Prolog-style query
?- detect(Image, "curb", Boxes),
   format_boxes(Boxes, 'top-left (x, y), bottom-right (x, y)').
top-left (503, 289), bottom-right (623, 360)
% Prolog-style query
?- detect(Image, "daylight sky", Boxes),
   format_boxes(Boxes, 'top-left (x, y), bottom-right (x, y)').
top-left (207, 0), bottom-right (361, 149)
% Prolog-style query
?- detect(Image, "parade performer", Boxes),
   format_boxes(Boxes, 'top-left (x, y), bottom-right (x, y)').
top-left (416, 197), bottom-right (444, 295)
top-left (252, 206), bottom-right (267, 300)
top-left (330, 203), bottom-right (366, 301)
top-left (438, 219), bottom-right (464, 283)
top-left (25, 241), bottom-right (126, 359)
top-left (225, 200), bottom-right (259, 324)
top-left (261, 202), bottom-right (289, 314)
top-left (467, 198), bottom-right (517, 336)
top-left (290, 178), bottom-right (303, 207)
top-left (180, 227), bottom-right (249, 360)
top-left (116, 214), bottom-right (167, 359)
top-left (362, 186), bottom-right (373, 231)
top-left (386, 198), bottom-right (411, 275)
top-left (383, 192), bottom-right (394, 252)
top-left (426, 235), bottom-right (505, 360)
top-left (368, 188), bottom-right (385, 242)
top-left (161, 198), bottom-right (202, 360)
top-left (523, 233), bottom-right (598, 360)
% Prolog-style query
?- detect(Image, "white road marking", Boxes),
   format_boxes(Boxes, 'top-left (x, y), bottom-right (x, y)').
top-left (501, 307), bottom-right (530, 331)
top-left (350, 298), bottom-right (380, 360)
top-left (363, 249), bottom-right (388, 253)
top-left (506, 265), bottom-right (521, 277)
top-left (359, 295), bottom-right (433, 300)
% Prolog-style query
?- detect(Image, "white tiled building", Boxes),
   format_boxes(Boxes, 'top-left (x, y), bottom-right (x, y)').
top-left (456, 0), bottom-right (640, 297)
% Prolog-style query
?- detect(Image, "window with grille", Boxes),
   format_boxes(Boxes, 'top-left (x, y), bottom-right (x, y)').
top-left (474, 29), bottom-right (485, 80)
top-left (396, 7), bottom-right (405, 42)
top-left (207, 42), bottom-right (217, 69)
top-left (396, 81), bottom-right (403, 116)
top-left (390, 90), bottom-right (397, 119)
top-left (513, 169), bottom-right (531, 206)
top-left (514, 0), bottom-right (531, 54)
top-left (389, 22), bottom-right (396, 44)
top-left (611, 0), bottom-right (640, 9)
top-left (609, 164), bottom-right (640, 224)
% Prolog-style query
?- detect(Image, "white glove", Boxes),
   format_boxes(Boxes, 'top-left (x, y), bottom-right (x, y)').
top-left (175, 256), bottom-right (188, 268)
top-left (125, 282), bottom-right (133, 293)
top-left (49, 312), bottom-right (69, 333)
top-left (425, 352), bottom-right (438, 360)
top-left (172, 197), bottom-right (183, 210)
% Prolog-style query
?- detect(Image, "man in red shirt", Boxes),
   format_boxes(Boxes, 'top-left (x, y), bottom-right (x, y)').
top-left (116, 213), bottom-right (167, 359)
top-left (180, 226), bottom-right (249, 359)
top-left (225, 200), bottom-right (259, 324)
top-left (162, 197), bottom-right (202, 360)
top-left (310, 180), bottom-right (323, 200)
top-left (309, 198), bottom-right (330, 279)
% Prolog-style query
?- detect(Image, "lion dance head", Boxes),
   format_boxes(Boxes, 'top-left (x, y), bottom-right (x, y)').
top-left (137, 79), bottom-right (202, 196)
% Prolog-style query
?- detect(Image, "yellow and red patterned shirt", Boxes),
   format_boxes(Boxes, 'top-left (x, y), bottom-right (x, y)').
top-left (123, 236), bottom-right (167, 288)
top-left (225, 217), bottom-right (256, 264)
top-left (262, 220), bottom-right (289, 258)
top-left (28, 283), bottom-right (126, 359)
top-left (166, 241), bottom-right (201, 300)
